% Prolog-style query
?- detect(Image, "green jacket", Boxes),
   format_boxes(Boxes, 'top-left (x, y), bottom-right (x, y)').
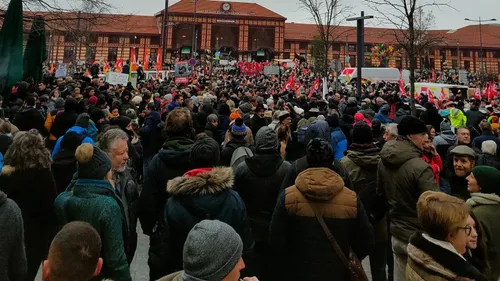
top-left (467, 193), bottom-right (500, 281)
top-left (449, 108), bottom-right (467, 129)
top-left (54, 179), bottom-right (131, 281)
top-left (377, 139), bottom-right (438, 243)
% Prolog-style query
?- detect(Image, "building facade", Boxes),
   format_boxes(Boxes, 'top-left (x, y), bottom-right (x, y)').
top-left (32, 0), bottom-right (500, 73)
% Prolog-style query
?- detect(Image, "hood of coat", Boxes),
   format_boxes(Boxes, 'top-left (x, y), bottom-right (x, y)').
top-left (467, 193), bottom-right (500, 207)
top-left (167, 167), bottom-right (234, 196)
top-left (295, 168), bottom-right (345, 201)
top-left (305, 120), bottom-right (330, 145)
top-left (345, 147), bottom-right (381, 169)
top-left (395, 108), bottom-right (408, 117)
top-left (245, 154), bottom-right (284, 176)
top-left (0, 190), bottom-right (6, 207)
top-left (1, 165), bottom-right (16, 176)
top-left (380, 139), bottom-right (421, 169)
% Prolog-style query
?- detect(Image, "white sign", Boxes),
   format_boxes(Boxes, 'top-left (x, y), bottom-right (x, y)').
top-left (106, 72), bottom-right (129, 85)
top-left (264, 66), bottom-right (280, 75)
top-left (55, 65), bottom-right (67, 78)
top-left (459, 70), bottom-right (468, 84)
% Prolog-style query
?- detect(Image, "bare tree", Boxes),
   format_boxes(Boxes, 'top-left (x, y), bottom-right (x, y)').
top-left (299, 0), bottom-right (352, 77)
top-left (365, 0), bottom-right (450, 115)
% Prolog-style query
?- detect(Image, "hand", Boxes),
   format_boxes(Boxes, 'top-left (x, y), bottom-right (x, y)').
top-left (242, 277), bottom-right (259, 281)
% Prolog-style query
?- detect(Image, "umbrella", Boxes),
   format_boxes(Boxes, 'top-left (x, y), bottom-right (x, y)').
top-left (0, 0), bottom-right (23, 99)
top-left (23, 16), bottom-right (47, 84)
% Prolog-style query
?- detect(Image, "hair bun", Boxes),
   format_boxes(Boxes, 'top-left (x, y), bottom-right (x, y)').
top-left (75, 143), bottom-right (94, 164)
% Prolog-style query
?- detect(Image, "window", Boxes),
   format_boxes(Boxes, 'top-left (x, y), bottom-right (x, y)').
top-left (364, 56), bottom-right (372, 67)
top-left (463, 50), bottom-right (471, 58)
top-left (332, 54), bottom-right (340, 59)
top-left (86, 47), bottom-right (96, 62)
top-left (108, 47), bottom-right (118, 62)
top-left (493, 51), bottom-right (500, 59)
top-left (332, 43), bottom-right (341, 52)
top-left (284, 41), bottom-right (291, 49)
top-left (439, 49), bottom-right (446, 58)
top-left (87, 34), bottom-right (98, 44)
top-left (283, 52), bottom-right (290, 59)
top-left (108, 36), bottom-right (120, 44)
top-left (350, 55), bottom-right (356, 67)
top-left (364, 45), bottom-right (371, 53)
top-left (464, 60), bottom-right (471, 70)
top-left (64, 33), bottom-right (76, 43)
top-left (348, 44), bottom-right (356, 52)
top-left (130, 36), bottom-right (140, 44)
top-left (452, 59), bottom-right (458, 69)
top-left (63, 46), bottom-right (74, 63)
top-left (450, 49), bottom-right (458, 57)
top-left (150, 48), bottom-right (158, 62)
top-left (299, 42), bottom-right (308, 50)
top-left (150, 36), bottom-right (161, 45)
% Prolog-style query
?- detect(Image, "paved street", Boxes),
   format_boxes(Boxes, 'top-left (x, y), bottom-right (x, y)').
top-left (37, 223), bottom-right (374, 281)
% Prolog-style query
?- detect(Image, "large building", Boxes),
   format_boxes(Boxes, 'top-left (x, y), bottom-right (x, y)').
top-left (6, 0), bottom-right (500, 73)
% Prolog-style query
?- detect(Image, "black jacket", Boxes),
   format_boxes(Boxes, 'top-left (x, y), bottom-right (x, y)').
top-left (477, 153), bottom-right (500, 171)
top-left (420, 109), bottom-right (443, 133)
top-left (250, 115), bottom-right (269, 137)
top-left (51, 149), bottom-right (77, 194)
top-left (13, 107), bottom-right (48, 136)
top-left (465, 107), bottom-right (485, 128)
top-left (140, 111), bottom-right (162, 158)
top-left (50, 110), bottom-right (78, 139)
top-left (221, 138), bottom-right (255, 167)
top-left (204, 123), bottom-right (223, 146)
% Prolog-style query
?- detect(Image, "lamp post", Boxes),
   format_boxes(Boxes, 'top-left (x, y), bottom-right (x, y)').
top-left (191, 0), bottom-right (198, 58)
top-left (464, 17), bottom-right (496, 74)
top-left (347, 11), bottom-right (373, 98)
top-left (457, 41), bottom-right (460, 72)
top-left (162, 0), bottom-right (169, 65)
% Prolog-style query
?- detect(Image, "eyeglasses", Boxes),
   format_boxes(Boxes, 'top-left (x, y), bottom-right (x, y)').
top-left (457, 226), bottom-right (472, 236)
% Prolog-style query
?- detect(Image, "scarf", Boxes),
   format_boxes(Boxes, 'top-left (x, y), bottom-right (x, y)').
top-left (467, 193), bottom-right (500, 207)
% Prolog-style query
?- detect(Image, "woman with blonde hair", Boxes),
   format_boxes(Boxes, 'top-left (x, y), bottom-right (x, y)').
top-left (0, 130), bottom-right (57, 281)
top-left (406, 191), bottom-right (487, 281)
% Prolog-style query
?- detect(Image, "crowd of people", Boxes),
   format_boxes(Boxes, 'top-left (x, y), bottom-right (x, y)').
top-left (1, 65), bottom-right (500, 281)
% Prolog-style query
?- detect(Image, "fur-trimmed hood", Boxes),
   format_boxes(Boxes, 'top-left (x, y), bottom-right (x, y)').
top-left (1, 165), bottom-right (16, 176)
top-left (167, 167), bottom-right (234, 196)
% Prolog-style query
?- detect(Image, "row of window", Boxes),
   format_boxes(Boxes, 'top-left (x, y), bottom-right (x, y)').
top-left (61, 46), bottom-right (159, 63)
top-left (62, 33), bottom-right (161, 45)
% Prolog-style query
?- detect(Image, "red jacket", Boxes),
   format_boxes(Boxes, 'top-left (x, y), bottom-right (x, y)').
top-left (421, 153), bottom-right (442, 185)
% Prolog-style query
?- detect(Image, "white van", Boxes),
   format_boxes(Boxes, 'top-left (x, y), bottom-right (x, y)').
top-left (338, 67), bottom-right (409, 84)
top-left (410, 83), bottom-right (469, 100)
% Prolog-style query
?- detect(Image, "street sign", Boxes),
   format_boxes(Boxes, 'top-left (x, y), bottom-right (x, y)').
top-left (189, 58), bottom-right (197, 66)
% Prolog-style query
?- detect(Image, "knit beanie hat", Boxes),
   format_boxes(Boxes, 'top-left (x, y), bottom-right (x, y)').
top-left (75, 143), bottom-right (111, 180)
top-left (55, 98), bottom-right (65, 109)
top-left (255, 126), bottom-right (279, 154)
top-left (75, 113), bottom-right (90, 129)
top-left (88, 96), bottom-right (98, 105)
top-left (352, 122), bottom-right (373, 145)
top-left (306, 138), bottom-right (334, 168)
top-left (397, 116), bottom-right (427, 136)
top-left (183, 220), bottom-right (243, 281)
top-left (110, 116), bottom-right (132, 132)
top-left (325, 114), bottom-right (339, 128)
top-left (239, 103), bottom-right (252, 114)
top-left (231, 118), bottom-right (247, 137)
top-left (278, 111), bottom-right (290, 123)
top-left (190, 135), bottom-right (220, 167)
top-left (89, 108), bottom-right (106, 123)
top-left (472, 166), bottom-right (500, 195)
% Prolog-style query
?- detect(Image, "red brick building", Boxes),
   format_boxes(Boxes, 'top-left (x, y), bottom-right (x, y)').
top-left (6, 0), bottom-right (500, 73)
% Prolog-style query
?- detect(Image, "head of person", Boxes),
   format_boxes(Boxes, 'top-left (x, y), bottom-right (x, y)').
top-left (183, 98), bottom-right (194, 111)
top-left (456, 127), bottom-right (471, 145)
top-left (427, 125), bottom-right (436, 140)
top-left (352, 122), bottom-right (374, 146)
top-left (60, 131), bottom-right (84, 153)
top-left (75, 143), bottom-right (112, 181)
top-left (466, 166), bottom-right (500, 195)
top-left (25, 95), bottom-right (36, 107)
top-left (279, 111), bottom-right (291, 126)
top-left (397, 116), bottom-right (429, 150)
top-left (164, 108), bottom-right (194, 139)
top-left (42, 222), bottom-right (102, 281)
top-left (190, 135), bottom-right (220, 167)
top-left (3, 130), bottom-right (51, 172)
top-left (417, 191), bottom-right (471, 254)
top-left (230, 118), bottom-right (247, 139)
top-left (255, 104), bottom-right (265, 118)
top-left (255, 126), bottom-right (279, 155)
top-left (75, 113), bottom-right (90, 129)
top-left (481, 140), bottom-right (497, 156)
top-left (450, 145), bottom-right (477, 178)
top-left (325, 114), bottom-right (339, 129)
top-left (97, 129), bottom-right (129, 173)
top-left (383, 123), bottom-right (398, 142)
top-left (174, 94), bottom-right (184, 105)
top-left (144, 103), bottom-right (155, 116)
top-left (218, 103), bottom-right (231, 116)
top-left (479, 119), bottom-right (492, 133)
top-left (207, 114), bottom-right (218, 128)
top-left (182, 220), bottom-right (244, 281)
top-left (306, 138), bottom-right (334, 168)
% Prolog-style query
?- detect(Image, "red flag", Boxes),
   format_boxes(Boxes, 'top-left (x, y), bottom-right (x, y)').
top-left (489, 83), bottom-right (498, 100)
top-left (474, 88), bottom-right (481, 100)
top-left (103, 59), bottom-right (109, 73)
top-left (440, 88), bottom-right (446, 100)
top-left (116, 58), bottom-right (123, 72)
top-left (130, 48), bottom-right (137, 71)
top-left (49, 64), bottom-right (55, 73)
top-left (156, 51), bottom-right (162, 71)
top-left (143, 49), bottom-right (149, 70)
top-left (484, 82), bottom-right (491, 99)
top-left (432, 69), bottom-right (437, 82)
top-left (281, 73), bottom-right (295, 92)
top-left (309, 78), bottom-right (321, 98)
top-left (399, 70), bottom-right (407, 96)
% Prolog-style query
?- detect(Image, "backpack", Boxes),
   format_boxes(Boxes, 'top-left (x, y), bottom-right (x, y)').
top-left (230, 145), bottom-right (254, 169)
top-left (296, 125), bottom-right (308, 145)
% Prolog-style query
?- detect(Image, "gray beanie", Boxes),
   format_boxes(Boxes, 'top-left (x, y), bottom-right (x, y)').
top-left (55, 97), bottom-right (65, 109)
top-left (255, 126), bottom-right (279, 153)
top-left (183, 220), bottom-right (243, 281)
top-left (75, 113), bottom-right (90, 129)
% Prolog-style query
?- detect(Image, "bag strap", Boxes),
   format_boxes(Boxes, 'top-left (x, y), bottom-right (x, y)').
top-left (307, 200), bottom-right (354, 272)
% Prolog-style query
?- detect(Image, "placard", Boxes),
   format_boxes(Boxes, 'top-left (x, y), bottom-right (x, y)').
top-left (263, 66), bottom-right (280, 75)
top-left (106, 72), bottom-right (129, 85)
top-left (55, 65), bottom-right (67, 78)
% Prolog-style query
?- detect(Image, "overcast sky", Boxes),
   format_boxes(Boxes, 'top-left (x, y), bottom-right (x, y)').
top-left (108, 0), bottom-right (498, 30)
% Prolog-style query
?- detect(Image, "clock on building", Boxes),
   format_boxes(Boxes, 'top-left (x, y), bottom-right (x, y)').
top-left (221, 2), bottom-right (231, 12)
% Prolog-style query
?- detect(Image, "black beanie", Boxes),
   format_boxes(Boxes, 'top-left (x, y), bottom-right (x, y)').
top-left (75, 113), bottom-right (90, 129)
top-left (397, 116), bottom-right (428, 136)
top-left (190, 135), bottom-right (220, 167)
top-left (110, 116), bottom-right (132, 132)
top-left (75, 144), bottom-right (111, 180)
top-left (352, 122), bottom-right (373, 145)
top-left (306, 138), bottom-right (334, 168)
top-left (326, 114), bottom-right (339, 128)
top-left (90, 108), bottom-right (106, 123)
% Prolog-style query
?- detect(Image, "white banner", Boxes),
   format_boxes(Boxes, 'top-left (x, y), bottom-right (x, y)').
top-left (106, 72), bottom-right (129, 85)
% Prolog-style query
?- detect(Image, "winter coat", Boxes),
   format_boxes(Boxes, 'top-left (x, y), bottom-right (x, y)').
top-left (50, 110), bottom-right (78, 139)
top-left (330, 127), bottom-right (347, 161)
top-left (51, 149), bottom-right (78, 194)
top-left (51, 126), bottom-right (94, 157)
top-left (393, 108), bottom-right (409, 124)
top-left (204, 123), bottom-right (223, 146)
top-left (373, 112), bottom-right (392, 124)
top-left (269, 168), bottom-right (374, 281)
top-left (44, 109), bottom-right (63, 141)
top-left (218, 114), bottom-right (230, 140)
top-left (433, 120), bottom-right (457, 147)
top-left (140, 111), bottom-right (162, 157)
top-left (234, 153), bottom-right (291, 242)
top-left (250, 115), bottom-right (269, 137)
top-left (407, 233), bottom-right (487, 281)
top-left (268, 120), bottom-right (279, 131)
top-left (155, 167), bottom-right (253, 277)
top-left (467, 193), bottom-right (500, 281)
top-left (138, 137), bottom-right (194, 236)
top-left (420, 110), bottom-right (443, 133)
top-left (340, 147), bottom-right (387, 242)
top-left (0, 190), bottom-right (26, 281)
top-left (13, 106), bottom-right (48, 136)
top-left (477, 153), bottom-right (500, 170)
top-left (449, 108), bottom-right (467, 129)
top-left (167, 101), bottom-right (180, 113)
top-left (466, 107), bottom-right (485, 128)
top-left (0, 166), bottom-right (57, 281)
top-left (221, 138), bottom-right (255, 167)
top-left (377, 139), bottom-right (439, 243)
top-left (472, 131), bottom-right (500, 153)
top-left (54, 179), bottom-right (131, 281)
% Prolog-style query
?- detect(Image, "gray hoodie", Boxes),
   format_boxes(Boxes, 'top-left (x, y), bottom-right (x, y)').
top-left (433, 120), bottom-right (457, 147)
top-left (0, 190), bottom-right (26, 281)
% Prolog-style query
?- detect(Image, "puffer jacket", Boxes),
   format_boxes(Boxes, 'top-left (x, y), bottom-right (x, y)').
top-left (377, 138), bottom-right (438, 243)
top-left (155, 167), bottom-right (253, 277)
top-left (51, 126), bottom-right (94, 157)
top-left (467, 193), bottom-right (500, 281)
top-left (269, 168), bottom-right (374, 281)
top-left (407, 233), bottom-right (487, 281)
top-left (449, 108), bottom-right (467, 129)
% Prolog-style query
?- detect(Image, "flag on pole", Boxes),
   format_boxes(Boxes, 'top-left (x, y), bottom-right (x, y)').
top-left (489, 82), bottom-right (498, 100)
top-left (308, 77), bottom-right (321, 98)
top-left (432, 69), bottom-right (437, 82)
top-left (103, 59), bottom-right (109, 73)
top-left (156, 51), bottom-right (162, 71)
top-left (116, 58), bottom-right (123, 72)
top-left (130, 48), bottom-right (138, 72)
top-left (143, 49), bottom-right (149, 70)
top-left (49, 64), bottom-right (55, 74)
top-left (399, 69), bottom-right (407, 96)
top-left (281, 72), bottom-right (295, 93)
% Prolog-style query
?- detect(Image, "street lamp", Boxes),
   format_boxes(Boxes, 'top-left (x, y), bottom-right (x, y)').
top-left (464, 17), bottom-right (496, 74)
top-left (191, 0), bottom-right (198, 58)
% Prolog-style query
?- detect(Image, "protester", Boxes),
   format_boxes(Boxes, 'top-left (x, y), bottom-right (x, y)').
top-left (420, 102), bottom-right (443, 133)
top-left (13, 96), bottom-right (48, 135)
top-left (463, 213), bottom-right (489, 275)
top-left (477, 140), bottom-right (500, 170)
top-left (448, 145), bottom-right (477, 199)
top-left (382, 123), bottom-right (398, 142)
top-left (432, 119), bottom-right (456, 160)
top-left (472, 119), bottom-right (500, 151)
top-left (466, 166), bottom-right (500, 281)
top-left (406, 191), bottom-right (487, 281)
top-left (51, 113), bottom-right (94, 157)
top-left (140, 102), bottom-right (162, 172)
top-left (377, 116), bottom-right (438, 281)
top-left (221, 118), bottom-right (255, 166)
top-left (204, 113), bottom-right (222, 145)
top-left (54, 143), bottom-right (131, 281)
